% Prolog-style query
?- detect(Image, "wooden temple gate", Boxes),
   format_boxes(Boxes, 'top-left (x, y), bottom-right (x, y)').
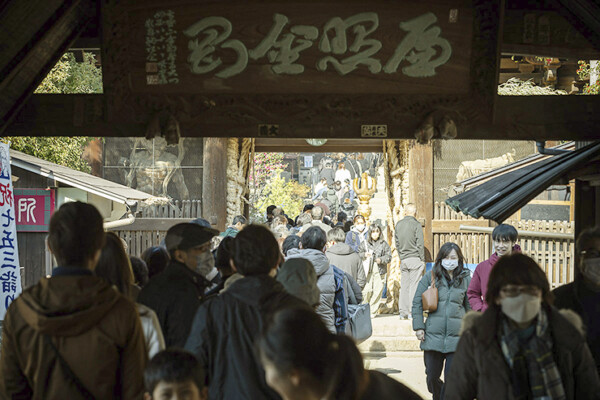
top-left (1, 0), bottom-right (600, 295)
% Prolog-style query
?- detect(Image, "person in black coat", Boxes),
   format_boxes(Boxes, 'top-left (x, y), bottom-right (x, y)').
top-left (185, 225), bottom-right (310, 400)
top-left (138, 223), bottom-right (218, 348)
top-left (553, 226), bottom-right (600, 374)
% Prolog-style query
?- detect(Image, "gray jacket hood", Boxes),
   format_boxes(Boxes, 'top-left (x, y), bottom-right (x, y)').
top-left (286, 248), bottom-right (330, 276)
top-left (326, 243), bottom-right (355, 256)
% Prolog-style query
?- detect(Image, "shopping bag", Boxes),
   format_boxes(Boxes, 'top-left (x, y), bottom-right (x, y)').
top-left (348, 303), bottom-right (372, 343)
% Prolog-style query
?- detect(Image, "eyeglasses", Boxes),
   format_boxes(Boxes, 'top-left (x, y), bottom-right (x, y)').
top-left (500, 285), bottom-right (541, 297)
top-left (581, 250), bottom-right (600, 259)
top-left (191, 243), bottom-right (211, 253)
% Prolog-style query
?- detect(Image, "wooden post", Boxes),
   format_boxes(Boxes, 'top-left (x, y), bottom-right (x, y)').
top-left (202, 138), bottom-right (228, 231)
top-left (409, 142), bottom-right (434, 262)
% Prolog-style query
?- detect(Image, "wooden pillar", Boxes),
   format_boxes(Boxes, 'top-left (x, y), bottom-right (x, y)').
top-left (202, 138), bottom-right (228, 231)
top-left (409, 142), bottom-right (434, 262)
top-left (573, 141), bottom-right (600, 276)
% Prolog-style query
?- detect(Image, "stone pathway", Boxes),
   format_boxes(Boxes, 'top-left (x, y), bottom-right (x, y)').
top-left (360, 315), bottom-right (431, 399)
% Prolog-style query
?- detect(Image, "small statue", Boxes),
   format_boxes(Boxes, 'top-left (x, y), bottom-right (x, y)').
top-left (125, 136), bottom-right (190, 200)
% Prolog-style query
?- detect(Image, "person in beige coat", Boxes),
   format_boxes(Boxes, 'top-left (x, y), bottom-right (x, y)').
top-left (445, 253), bottom-right (600, 400)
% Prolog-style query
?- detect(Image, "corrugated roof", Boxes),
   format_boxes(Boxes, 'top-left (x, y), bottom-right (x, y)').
top-left (10, 149), bottom-right (152, 205)
top-left (452, 142), bottom-right (575, 192)
top-left (446, 141), bottom-right (600, 223)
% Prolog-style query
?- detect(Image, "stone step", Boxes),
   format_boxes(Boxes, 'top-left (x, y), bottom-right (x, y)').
top-left (358, 335), bottom-right (422, 352)
top-left (371, 316), bottom-right (415, 337)
top-left (362, 351), bottom-right (424, 360)
top-left (357, 315), bottom-right (421, 352)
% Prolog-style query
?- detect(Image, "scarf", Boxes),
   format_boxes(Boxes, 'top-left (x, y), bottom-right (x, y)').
top-left (499, 308), bottom-right (566, 400)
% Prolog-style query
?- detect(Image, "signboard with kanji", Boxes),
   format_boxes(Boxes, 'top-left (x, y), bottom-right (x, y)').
top-left (14, 189), bottom-right (55, 233)
top-left (0, 143), bottom-right (22, 319)
top-left (103, 0), bottom-right (473, 96)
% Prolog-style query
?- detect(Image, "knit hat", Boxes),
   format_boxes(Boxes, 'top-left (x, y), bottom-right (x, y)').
top-left (277, 258), bottom-right (320, 307)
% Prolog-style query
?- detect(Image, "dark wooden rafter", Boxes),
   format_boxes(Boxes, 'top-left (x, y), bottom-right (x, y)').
top-left (6, 93), bottom-right (600, 140)
top-left (0, 0), bottom-right (97, 136)
top-left (551, 0), bottom-right (600, 51)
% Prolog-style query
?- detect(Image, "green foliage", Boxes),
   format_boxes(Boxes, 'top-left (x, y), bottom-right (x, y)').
top-left (254, 171), bottom-right (310, 220)
top-left (35, 52), bottom-right (103, 94)
top-left (1, 137), bottom-right (94, 173)
top-left (5, 51), bottom-right (103, 172)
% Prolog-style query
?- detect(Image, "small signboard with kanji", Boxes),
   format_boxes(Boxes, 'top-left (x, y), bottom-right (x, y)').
top-left (0, 143), bottom-right (22, 319)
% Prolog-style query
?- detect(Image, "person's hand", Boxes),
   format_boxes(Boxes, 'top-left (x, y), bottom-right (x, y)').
top-left (415, 330), bottom-right (425, 341)
top-left (375, 257), bottom-right (381, 264)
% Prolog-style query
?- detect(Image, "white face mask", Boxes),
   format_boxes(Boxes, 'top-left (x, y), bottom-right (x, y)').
top-left (196, 251), bottom-right (215, 278)
top-left (500, 293), bottom-right (541, 324)
top-left (441, 259), bottom-right (458, 271)
top-left (356, 224), bottom-right (365, 232)
top-left (582, 258), bottom-right (600, 284)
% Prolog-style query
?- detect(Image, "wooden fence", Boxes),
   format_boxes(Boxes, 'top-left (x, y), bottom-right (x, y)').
top-left (432, 202), bottom-right (575, 288)
top-left (116, 230), bottom-right (166, 258)
top-left (141, 200), bottom-right (202, 218)
top-left (116, 200), bottom-right (202, 256)
top-left (111, 218), bottom-right (195, 257)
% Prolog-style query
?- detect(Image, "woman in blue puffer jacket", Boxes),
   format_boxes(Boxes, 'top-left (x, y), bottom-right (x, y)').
top-left (412, 242), bottom-right (471, 400)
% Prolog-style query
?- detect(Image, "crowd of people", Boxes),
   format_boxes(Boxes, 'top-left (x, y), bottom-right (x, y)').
top-left (1, 199), bottom-right (600, 400)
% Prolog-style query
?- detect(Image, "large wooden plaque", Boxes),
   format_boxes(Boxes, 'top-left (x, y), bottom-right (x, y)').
top-left (103, 0), bottom-right (472, 96)
top-left (101, 0), bottom-right (504, 139)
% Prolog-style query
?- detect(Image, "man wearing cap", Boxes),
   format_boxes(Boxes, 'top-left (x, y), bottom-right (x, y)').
top-left (138, 222), bottom-right (218, 348)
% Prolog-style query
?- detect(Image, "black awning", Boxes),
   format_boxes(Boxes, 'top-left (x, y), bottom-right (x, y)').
top-left (445, 141), bottom-right (600, 223)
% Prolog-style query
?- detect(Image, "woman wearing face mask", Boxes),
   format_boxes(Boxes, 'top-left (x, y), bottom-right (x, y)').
top-left (412, 242), bottom-right (471, 400)
top-left (445, 253), bottom-right (600, 400)
top-left (345, 215), bottom-right (368, 253)
top-left (359, 222), bottom-right (392, 315)
top-left (554, 226), bottom-right (600, 375)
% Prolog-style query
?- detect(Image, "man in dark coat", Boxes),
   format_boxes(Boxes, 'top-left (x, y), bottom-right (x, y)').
top-left (185, 225), bottom-right (309, 400)
top-left (138, 222), bottom-right (218, 348)
top-left (554, 226), bottom-right (600, 374)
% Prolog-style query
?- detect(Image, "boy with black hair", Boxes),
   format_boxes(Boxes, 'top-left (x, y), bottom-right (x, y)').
top-left (467, 223), bottom-right (520, 311)
top-left (144, 349), bottom-right (207, 400)
top-left (185, 225), bottom-right (307, 399)
top-left (220, 215), bottom-right (247, 238)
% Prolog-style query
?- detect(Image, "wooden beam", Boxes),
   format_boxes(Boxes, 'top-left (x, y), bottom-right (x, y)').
top-left (409, 142), bottom-right (434, 262)
top-left (432, 219), bottom-right (492, 233)
top-left (0, 0), bottom-right (97, 136)
top-left (202, 138), bottom-right (228, 231)
top-left (5, 94), bottom-right (600, 141)
top-left (254, 139), bottom-right (384, 153)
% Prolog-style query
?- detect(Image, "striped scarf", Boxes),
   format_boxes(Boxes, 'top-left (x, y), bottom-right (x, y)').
top-left (499, 308), bottom-right (566, 400)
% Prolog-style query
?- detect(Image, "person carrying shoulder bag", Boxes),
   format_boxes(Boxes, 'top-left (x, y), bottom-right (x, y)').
top-left (412, 242), bottom-right (471, 400)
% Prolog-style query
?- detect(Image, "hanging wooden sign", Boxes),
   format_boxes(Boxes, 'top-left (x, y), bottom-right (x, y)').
top-left (102, 0), bottom-right (473, 96)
